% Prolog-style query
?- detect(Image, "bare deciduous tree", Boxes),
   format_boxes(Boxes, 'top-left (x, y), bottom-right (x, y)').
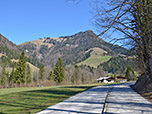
top-left (93, 0), bottom-right (152, 77)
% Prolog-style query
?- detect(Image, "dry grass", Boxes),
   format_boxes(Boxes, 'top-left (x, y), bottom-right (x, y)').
top-left (18, 39), bottom-right (44, 46)
top-left (0, 67), bottom-right (13, 73)
top-left (12, 59), bottom-right (39, 72)
top-left (86, 47), bottom-right (107, 56)
top-left (27, 62), bottom-right (39, 72)
top-left (18, 37), bottom-right (67, 48)
top-left (141, 92), bottom-right (152, 103)
top-left (0, 53), bottom-right (5, 57)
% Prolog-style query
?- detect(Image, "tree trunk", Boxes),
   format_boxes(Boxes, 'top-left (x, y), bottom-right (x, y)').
top-left (142, 35), bottom-right (152, 77)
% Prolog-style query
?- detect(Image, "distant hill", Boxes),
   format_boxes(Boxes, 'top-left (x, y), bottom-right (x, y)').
top-left (0, 34), bottom-right (20, 52)
top-left (0, 34), bottom-right (20, 59)
top-left (19, 30), bottom-right (129, 67)
top-left (99, 56), bottom-right (136, 74)
top-left (0, 34), bottom-right (42, 68)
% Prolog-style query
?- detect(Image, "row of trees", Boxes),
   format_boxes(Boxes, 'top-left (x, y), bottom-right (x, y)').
top-left (0, 50), bottom-right (66, 88)
top-left (0, 48), bottom-right (105, 88)
top-left (0, 49), bottom-right (136, 88)
top-left (0, 51), bottom-right (31, 87)
top-left (50, 57), bottom-right (65, 85)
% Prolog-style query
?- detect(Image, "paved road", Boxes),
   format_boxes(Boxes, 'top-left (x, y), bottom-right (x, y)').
top-left (37, 83), bottom-right (152, 114)
top-left (106, 83), bottom-right (152, 114)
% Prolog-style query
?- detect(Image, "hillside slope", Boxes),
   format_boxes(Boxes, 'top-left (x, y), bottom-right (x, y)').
top-left (0, 34), bottom-right (42, 68)
top-left (19, 30), bottom-right (129, 67)
top-left (0, 34), bottom-right (20, 52)
top-left (0, 34), bottom-right (21, 59)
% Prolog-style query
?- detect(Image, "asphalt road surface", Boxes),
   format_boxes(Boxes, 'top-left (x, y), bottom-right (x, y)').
top-left (37, 83), bottom-right (152, 114)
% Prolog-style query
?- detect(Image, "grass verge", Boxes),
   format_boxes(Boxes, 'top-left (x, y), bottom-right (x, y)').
top-left (0, 83), bottom-right (104, 114)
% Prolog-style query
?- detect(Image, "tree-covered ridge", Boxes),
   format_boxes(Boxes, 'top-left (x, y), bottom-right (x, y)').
top-left (19, 30), bottom-right (129, 67)
top-left (0, 44), bottom-right (42, 69)
top-left (0, 45), bottom-right (20, 59)
top-left (0, 34), bottom-right (20, 52)
top-left (0, 56), bottom-right (17, 68)
top-left (99, 56), bottom-right (136, 74)
top-left (0, 34), bottom-right (43, 69)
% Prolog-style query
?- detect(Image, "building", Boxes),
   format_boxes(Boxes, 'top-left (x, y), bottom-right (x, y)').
top-left (97, 76), bottom-right (127, 83)
top-left (97, 77), bottom-right (115, 83)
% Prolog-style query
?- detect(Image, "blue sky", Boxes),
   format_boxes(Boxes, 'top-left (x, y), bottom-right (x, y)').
top-left (0, 0), bottom-right (96, 44)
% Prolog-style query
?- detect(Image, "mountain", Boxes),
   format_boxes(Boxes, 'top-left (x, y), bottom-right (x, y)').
top-left (100, 56), bottom-right (136, 74)
top-left (0, 34), bottom-right (20, 59)
top-left (0, 34), bottom-right (20, 51)
top-left (18, 30), bottom-right (129, 67)
top-left (0, 34), bottom-right (42, 68)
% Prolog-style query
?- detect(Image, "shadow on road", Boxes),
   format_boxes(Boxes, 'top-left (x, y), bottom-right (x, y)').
top-left (45, 108), bottom-right (99, 114)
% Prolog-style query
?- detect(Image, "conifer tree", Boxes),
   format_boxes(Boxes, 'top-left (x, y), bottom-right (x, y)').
top-left (49, 70), bottom-right (54, 80)
top-left (81, 74), bottom-right (84, 84)
top-left (6, 72), bottom-right (10, 88)
top-left (74, 65), bottom-right (79, 84)
top-left (25, 64), bottom-right (31, 85)
top-left (14, 50), bottom-right (26, 86)
top-left (10, 68), bottom-right (15, 87)
top-left (39, 65), bottom-right (45, 81)
top-left (125, 66), bottom-right (136, 81)
top-left (0, 66), bottom-right (6, 87)
top-left (71, 75), bottom-right (75, 84)
top-left (53, 57), bottom-right (65, 84)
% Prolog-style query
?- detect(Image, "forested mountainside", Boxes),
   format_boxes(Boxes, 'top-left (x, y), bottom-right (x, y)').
top-left (0, 34), bottom-right (20, 59)
top-left (99, 56), bottom-right (136, 74)
top-left (19, 30), bottom-right (129, 67)
top-left (0, 34), bottom-right (42, 68)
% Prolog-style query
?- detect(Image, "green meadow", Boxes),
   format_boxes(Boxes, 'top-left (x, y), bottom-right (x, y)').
top-left (0, 84), bottom-right (104, 114)
top-left (78, 56), bottom-right (112, 68)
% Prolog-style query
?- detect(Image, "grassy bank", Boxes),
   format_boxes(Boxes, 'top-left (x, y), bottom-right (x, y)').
top-left (78, 56), bottom-right (112, 68)
top-left (0, 83), bottom-right (104, 114)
